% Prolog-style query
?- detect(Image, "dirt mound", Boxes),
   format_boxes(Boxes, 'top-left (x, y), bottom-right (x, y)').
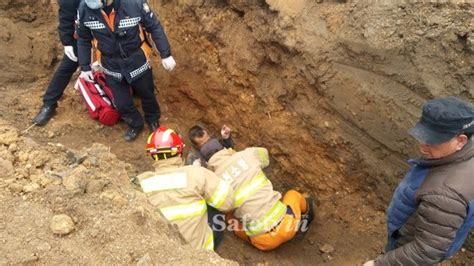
top-left (0, 119), bottom-right (234, 265)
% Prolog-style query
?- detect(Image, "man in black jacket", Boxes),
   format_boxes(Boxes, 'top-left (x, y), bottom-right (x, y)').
top-left (77, 0), bottom-right (176, 141)
top-left (33, 0), bottom-right (81, 126)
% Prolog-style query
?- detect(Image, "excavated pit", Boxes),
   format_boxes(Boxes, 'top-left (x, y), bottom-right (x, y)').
top-left (0, 0), bottom-right (473, 264)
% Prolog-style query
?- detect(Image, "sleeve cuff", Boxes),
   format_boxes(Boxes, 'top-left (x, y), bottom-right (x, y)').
top-left (160, 52), bottom-right (172, 59)
top-left (80, 65), bottom-right (92, 72)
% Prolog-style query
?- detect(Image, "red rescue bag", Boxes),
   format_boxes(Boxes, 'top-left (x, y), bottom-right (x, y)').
top-left (75, 72), bottom-right (120, 126)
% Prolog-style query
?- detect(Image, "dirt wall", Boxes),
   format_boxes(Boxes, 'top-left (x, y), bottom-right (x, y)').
top-left (148, 0), bottom-right (473, 203)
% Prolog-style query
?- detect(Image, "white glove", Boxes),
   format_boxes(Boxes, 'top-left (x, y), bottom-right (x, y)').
top-left (192, 159), bottom-right (202, 167)
top-left (161, 56), bottom-right (176, 72)
top-left (221, 125), bottom-right (231, 139)
top-left (80, 71), bottom-right (94, 82)
top-left (64, 46), bottom-right (78, 62)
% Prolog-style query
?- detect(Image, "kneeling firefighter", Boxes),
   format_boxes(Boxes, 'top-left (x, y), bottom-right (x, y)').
top-left (199, 139), bottom-right (315, 251)
top-left (137, 127), bottom-right (234, 250)
top-left (77, 0), bottom-right (176, 141)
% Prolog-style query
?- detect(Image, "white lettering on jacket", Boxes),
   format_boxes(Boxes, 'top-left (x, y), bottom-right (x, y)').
top-left (118, 17), bottom-right (141, 29)
top-left (84, 21), bottom-right (106, 30)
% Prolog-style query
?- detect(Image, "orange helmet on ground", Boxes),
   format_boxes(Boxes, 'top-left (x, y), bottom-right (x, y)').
top-left (146, 126), bottom-right (185, 161)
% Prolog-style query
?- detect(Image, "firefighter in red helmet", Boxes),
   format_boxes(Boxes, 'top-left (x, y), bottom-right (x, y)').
top-left (137, 126), bottom-right (234, 250)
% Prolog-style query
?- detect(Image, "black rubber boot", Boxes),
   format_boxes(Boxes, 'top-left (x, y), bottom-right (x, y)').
top-left (295, 197), bottom-right (314, 238)
top-left (148, 121), bottom-right (159, 133)
top-left (33, 105), bottom-right (57, 126)
top-left (124, 126), bottom-right (143, 142)
top-left (303, 197), bottom-right (315, 226)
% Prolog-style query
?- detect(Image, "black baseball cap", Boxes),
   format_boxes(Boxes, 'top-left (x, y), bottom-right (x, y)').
top-left (409, 96), bottom-right (474, 145)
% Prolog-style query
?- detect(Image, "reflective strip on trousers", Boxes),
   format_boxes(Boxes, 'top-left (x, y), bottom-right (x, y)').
top-left (102, 66), bottom-right (122, 80)
top-left (203, 232), bottom-right (214, 251)
top-left (234, 171), bottom-right (269, 208)
top-left (130, 61), bottom-right (151, 79)
top-left (208, 180), bottom-right (230, 209)
top-left (245, 200), bottom-right (287, 237)
top-left (159, 200), bottom-right (207, 222)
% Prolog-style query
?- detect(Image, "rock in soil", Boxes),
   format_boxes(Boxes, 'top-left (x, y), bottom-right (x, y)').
top-left (320, 243), bottom-right (335, 254)
top-left (50, 214), bottom-right (75, 236)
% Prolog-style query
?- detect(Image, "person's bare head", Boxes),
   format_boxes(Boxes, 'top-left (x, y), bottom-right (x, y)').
top-left (189, 125), bottom-right (211, 149)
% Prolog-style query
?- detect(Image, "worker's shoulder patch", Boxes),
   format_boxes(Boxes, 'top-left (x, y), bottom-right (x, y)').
top-left (140, 172), bottom-right (188, 193)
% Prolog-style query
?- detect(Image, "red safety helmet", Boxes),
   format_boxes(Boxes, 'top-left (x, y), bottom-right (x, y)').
top-left (146, 126), bottom-right (185, 161)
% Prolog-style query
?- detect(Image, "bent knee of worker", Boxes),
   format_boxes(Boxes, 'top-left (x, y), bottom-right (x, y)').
top-left (251, 232), bottom-right (293, 251)
top-left (250, 219), bottom-right (298, 251)
top-left (283, 190), bottom-right (303, 200)
top-left (250, 235), bottom-right (282, 251)
top-left (283, 190), bottom-right (306, 214)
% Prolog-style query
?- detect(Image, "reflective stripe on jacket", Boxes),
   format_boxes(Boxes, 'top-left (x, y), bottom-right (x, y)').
top-left (207, 147), bottom-right (284, 237)
top-left (138, 157), bottom-right (233, 250)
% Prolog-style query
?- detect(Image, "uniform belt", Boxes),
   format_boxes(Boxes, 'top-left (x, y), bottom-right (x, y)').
top-left (101, 45), bottom-right (141, 59)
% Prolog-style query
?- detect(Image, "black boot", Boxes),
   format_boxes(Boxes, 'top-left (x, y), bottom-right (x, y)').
top-left (148, 121), bottom-right (159, 133)
top-left (33, 105), bottom-right (57, 126)
top-left (124, 126), bottom-right (143, 142)
top-left (303, 197), bottom-right (315, 226)
top-left (295, 197), bottom-right (314, 238)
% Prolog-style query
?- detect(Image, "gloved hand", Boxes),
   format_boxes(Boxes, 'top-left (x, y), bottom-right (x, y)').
top-left (221, 125), bottom-right (231, 139)
top-left (64, 46), bottom-right (78, 62)
top-left (80, 71), bottom-right (94, 82)
top-left (363, 260), bottom-right (375, 266)
top-left (161, 56), bottom-right (176, 71)
top-left (192, 159), bottom-right (202, 167)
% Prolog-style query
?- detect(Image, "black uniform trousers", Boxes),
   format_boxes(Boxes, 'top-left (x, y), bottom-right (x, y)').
top-left (43, 45), bottom-right (79, 107)
top-left (105, 69), bottom-right (160, 129)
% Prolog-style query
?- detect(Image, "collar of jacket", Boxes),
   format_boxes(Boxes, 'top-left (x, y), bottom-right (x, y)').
top-left (153, 156), bottom-right (184, 170)
top-left (207, 148), bottom-right (234, 171)
top-left (105, 0), bottom-right (120, 10)
top-left (413, 139), bottom-right (473, 167)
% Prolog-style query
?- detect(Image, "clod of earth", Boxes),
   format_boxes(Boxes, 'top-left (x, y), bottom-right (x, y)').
top-left (50, 214), bottom-right (75, 236)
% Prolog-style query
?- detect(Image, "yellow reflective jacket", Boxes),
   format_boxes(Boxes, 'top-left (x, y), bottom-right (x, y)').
top-left (137, 157), bottom-right (233, 250)
top-left (207, 148), bottom-right (285, 237)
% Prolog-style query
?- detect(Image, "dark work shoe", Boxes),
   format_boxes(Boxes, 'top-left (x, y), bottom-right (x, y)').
top-left (303, 197), bottom-right (315, 226)
top-left (296, 197), bottom-right (314, 236)
top-left (33, 106), bottom-right (56, 126)
top-left (148, 121), bottom-right (159, 133)
top-left (124, 126), bottom-right (143, 142)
